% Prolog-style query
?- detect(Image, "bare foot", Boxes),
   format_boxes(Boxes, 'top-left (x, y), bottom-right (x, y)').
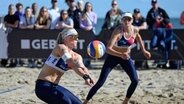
top-left (83, 100), bottom-right (89, 104)
top-left (122, 97), bottom-right (129, 104)
top-left (122, 101), bottom-right (128, 104)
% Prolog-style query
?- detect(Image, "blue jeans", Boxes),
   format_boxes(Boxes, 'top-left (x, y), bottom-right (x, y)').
top-left (151, 28), bottom-right (174, 63)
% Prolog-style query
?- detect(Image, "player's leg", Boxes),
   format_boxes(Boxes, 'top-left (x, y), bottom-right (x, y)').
top-left (56, 85), bottom-right (82, 104)
top-left (84, 55), bottom-right (120, 104)
top-left (120, 58), bottom-right (138, 104)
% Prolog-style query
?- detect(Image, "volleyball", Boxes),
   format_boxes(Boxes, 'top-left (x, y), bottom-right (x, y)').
top-left (87, 40), bottom-right (106, 59)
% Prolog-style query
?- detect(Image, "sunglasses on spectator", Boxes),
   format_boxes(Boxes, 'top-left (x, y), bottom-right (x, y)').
top-left (87, 5), bottom-right (92, 7)
top-left (122, 17), bottom-right (132, 21)
top-left (112, 3), bottom-right (117, 6)
top-left (42, 10), bottom-right (47, 12)
top-left (62, 13), bottom-right (68, 15)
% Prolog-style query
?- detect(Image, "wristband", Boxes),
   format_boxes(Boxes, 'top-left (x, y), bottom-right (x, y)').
top-left (61, 53), bottom-right (72, 62)
top-left (83, 74), bottom-right (91, 80)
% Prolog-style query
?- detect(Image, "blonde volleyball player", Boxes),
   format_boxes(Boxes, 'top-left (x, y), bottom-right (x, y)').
top-left (83, 12), bottom-right (151, 104)
top-left (35, 28), bottom-right (95, 104)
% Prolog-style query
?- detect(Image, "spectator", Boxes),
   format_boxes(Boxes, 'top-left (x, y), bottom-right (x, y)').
top-left (32, 3), bottom-right (39, 20)
top-left (67, 1), bottom-right (82, 29)
top-left (34, 7), bottom-right (51, 67)
top-left (66, 1), bottom-right (77, 16)
top-left (132, 8), bottom-right (147, 30)
top-left (80, 2), bottom-right (97, 32)
top-left (3, 4), bottom-right (19, 67)
top-left (19, 6), bottom-right (37, 68)
top-left (35, 6), bottom-right (51, 29)
top-left (155, 19), bottom-right (173, 29)
top-left (77, 0), bottom-right (84, 11)
top-left (102, 0), bottom-right (123, 30)
top-left (55, 9), bottom-right (74, 30)
top-left (13, 3), bottom-right (25, 66)
top-left (146, 0), bottom-right (170, 29)
top-left (150, 28), bottom-right (175, 68)
top-left (65, 0), bottom-right (75, 7)
top-left (48, 0), bottom-right (60, 29)
top-left (15, 3), bottom-right (24, 23)
top-left (79, 2), bottom-right (97, 68)
top-left (147, 0), bottom-right (178, 69)
top-left (179, 11), bottom-right (184, 25)
top-left (4, 4), bottom-right (19, 29)
top-left (132, 8), bottom-right (148, 69)
top-left (19, 6), bottom-right (36, 29)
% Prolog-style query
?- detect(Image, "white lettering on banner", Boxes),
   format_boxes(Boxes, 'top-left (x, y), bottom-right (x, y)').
top-left (31, 39), bottom-right (56, 49)
top-left (136, 40), bottom-right (177, 50)
top-left (75, 40), bottom-right (85, 49)
top-left (136, 40), bottom-right (151, 50)
top-left (32, 39), bottom-right (41, 49)
top-left (21, 39), bottom-right (85, 50)
top-left (49, 40), bottom-right (56, 49)
top-left (171, 40), bottom-right (177, 50)
top-left (41, 39), bottom-right (48, 49)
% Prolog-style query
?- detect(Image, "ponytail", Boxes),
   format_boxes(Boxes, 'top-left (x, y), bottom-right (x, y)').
top-left (56, 32), bottom-right (64, 45)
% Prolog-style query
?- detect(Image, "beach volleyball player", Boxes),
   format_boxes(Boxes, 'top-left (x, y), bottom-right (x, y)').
top-left (83, 12), bottom-right (151, 104)
top-left (35, 28), bottom-right (95, 104)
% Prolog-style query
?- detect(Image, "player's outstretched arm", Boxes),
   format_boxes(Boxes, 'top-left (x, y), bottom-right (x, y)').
top-left (70, 54), bottom-right (95, 86)
top-left (135, 29), bottom-right (151, 59)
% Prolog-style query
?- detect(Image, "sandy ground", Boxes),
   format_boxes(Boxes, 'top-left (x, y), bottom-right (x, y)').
top-left (0, 66), bottom-right (184, 104)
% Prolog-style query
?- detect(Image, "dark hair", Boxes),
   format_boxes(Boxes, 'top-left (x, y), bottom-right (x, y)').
top-left (8, 4), bottom-right (14, 9)
top-left (65, 0), bottom-right (74, 3)
top-left (32, 2), bottom-right (37, 8)
top-left (51, 0), bottom-right (57, 3)
top-left (25, 6), bottom-right (31, 10)
top-left (133, 8), bottom-right (140, 13)
top-left (83, 2), bottom-right (93, 14)
top-left (8, 4), bottom-right (14, 14)
top-left (60, 9), bottom-right (68, 21)
top-left (111, 0), bottom-right (117, 5)
top-left (16, 3), bottom-right (23, 9)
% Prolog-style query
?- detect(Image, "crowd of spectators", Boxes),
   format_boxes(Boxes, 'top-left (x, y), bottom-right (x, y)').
top-left (0, 0), bottom-right (182, 69)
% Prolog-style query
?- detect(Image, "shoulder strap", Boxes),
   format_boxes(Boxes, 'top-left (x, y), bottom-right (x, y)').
top-left (86, 13), bottom-right (95, 26)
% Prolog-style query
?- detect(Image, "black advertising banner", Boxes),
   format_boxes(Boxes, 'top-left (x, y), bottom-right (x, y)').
top-left (7, 29), bottom-right (184, 60)
top-left (7, 29), bottom-right (95, 58)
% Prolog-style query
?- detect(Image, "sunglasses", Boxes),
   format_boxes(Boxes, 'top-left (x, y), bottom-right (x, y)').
top-left (122, 17), bottom-right (132, 21)
top-left (112, 3), bottom-right (117, 6)
top-left (87, 5), bottom-right (92, 7)
top-left (62, 13), bottom-right (68, 15)
top-left (42, 10), bottom-right (47, 12)
top-left (69, 35), bottom-right (78, 40)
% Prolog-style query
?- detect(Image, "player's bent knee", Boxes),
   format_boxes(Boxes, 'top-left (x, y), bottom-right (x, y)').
top-left (132, 78), bottom-right (139, 87)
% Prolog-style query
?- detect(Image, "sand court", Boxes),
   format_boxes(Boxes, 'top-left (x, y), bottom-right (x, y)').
top-left (0, 67), bottom-right (184, 104)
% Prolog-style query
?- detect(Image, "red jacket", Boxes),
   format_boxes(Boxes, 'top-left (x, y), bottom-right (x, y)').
top-left (180, 11), bottom-right (184, 25)
top-left (155, 21), bottom-right (173, 29)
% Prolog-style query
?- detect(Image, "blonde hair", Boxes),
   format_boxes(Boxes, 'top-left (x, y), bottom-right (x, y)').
top-left (37, 6), bottom-right (50, 25)
top-left (56, 32), bottom-right (63, 44)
